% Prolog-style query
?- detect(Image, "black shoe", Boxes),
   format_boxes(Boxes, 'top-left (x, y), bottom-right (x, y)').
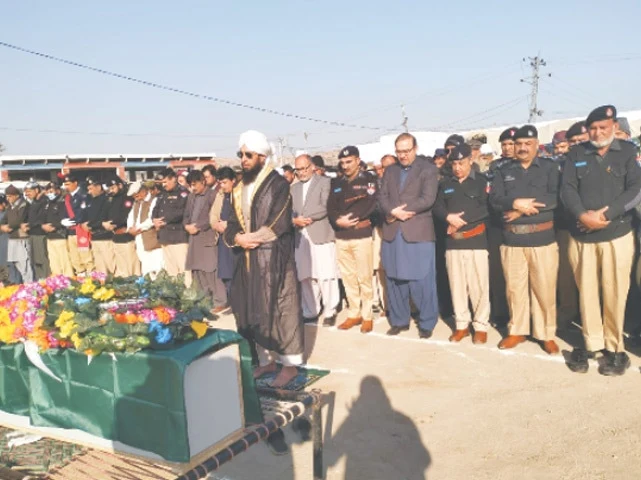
top-left (266, 428), bottom-right (289, 455)
top-left (418, 328), bottom-right (433, 339)
top-left (372, 304), bottom-right (381, 314)
top-left (566, 348), bottom-right (593, 373)
top-left (599, 351), bottom-right (631, 377)
top-left (387, 325), bottom-right (410, 336)
top-left (323, 315), bottom-right (336, 327)
top-left (303, 316), bottom-right (318, 324)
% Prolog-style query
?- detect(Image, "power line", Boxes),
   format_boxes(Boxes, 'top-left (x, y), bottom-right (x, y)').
top-left (0, 40), bottom-right (387, 131)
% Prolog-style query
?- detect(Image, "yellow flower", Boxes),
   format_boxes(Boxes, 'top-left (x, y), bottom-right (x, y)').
top-left (0, 285), bottom-right (19, 302)
top-left (0, 323), bottom-right (17, 344)
top-left (59, 320), bottom-right (77, 339)
top-left (55, 310), bottom-right (75, 328)
top-left (79, 279), bottom-right (96, 295)
top-left (70, 333), bottom-right (82, 349)
top-left (190, 321), bottom-right (208, 339)
top-left (92, 287), bottom-right (115, 302)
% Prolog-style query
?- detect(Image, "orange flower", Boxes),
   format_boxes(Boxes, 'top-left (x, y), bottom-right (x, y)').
top-left (153, 307), bottom-right (173, 325)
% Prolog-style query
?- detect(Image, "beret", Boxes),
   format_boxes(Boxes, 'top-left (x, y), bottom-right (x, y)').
top-left (433, 148), bottom-right (447, 158)
top-left (586, 105), bottom-right (616, 126)
top-left (499, 127), bottom-right (518, 142)
top-left (617, 117), bottom-right (631, 136)
top-left (4, 185), bottom-right (20, 195)
top-left (566, 121), bottom-right (587, 139)
top-left (444, 134), bottom-right (465, 148)
top-left (448, 144), bottom-right (472, 161)
top-left (513, 125), bottom-right (538, 140)
top-left (338, 145), bottom-right (360, 159)
top-left (552, 130), bottom-right (567, 145)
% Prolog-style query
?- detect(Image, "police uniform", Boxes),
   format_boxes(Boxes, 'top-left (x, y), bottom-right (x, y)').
top-left (63, 175), bottom-right (94, 274)
top-left (85, 177), bottom-right (114, 275)
top-left (106, 178), bottom-right (140, 277)
top-left (490, 126), bottom-right (560, 351)
top-left (561, 105), bottom-right (641, 372)
top-left (152, 182), bottom-right (191, 285)
top-left (327, 146), bottom-right (378, 329)
top-left (485, 127), bottom-right (517, 326)
top-left (0, 185), bottom-right (33, 283)
top-left (25, 187), bottom-right (51, 279)
top-left (433, 145), bottom-right (490, 341)
top-left (43, 186), bottom-right (73, 276)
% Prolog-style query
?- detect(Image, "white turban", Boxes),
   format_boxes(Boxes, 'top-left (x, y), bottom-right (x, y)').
top-left (238, 130), bottom-right (272, 157)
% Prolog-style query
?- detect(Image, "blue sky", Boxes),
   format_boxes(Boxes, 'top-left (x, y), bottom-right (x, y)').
top-left (2, 0), bottom-right (640, 156)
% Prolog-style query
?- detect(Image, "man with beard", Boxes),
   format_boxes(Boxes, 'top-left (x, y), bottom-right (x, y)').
top-left (0, 185), bottom-right (32, 283)
top-left (223, 130), bottom-right (303, 389)
top-left (127, 181), bottom-right (164, 278)
top-left (22, 182), bottom-right (50, 279)
top-left (184, 170), bottom-right (226, 312)
top-left (490, 125), bottom-right (560, 354)
top-left (562, 105), bottom-right (641, 376)
top-left (552, 131), bottom-right (570, 157)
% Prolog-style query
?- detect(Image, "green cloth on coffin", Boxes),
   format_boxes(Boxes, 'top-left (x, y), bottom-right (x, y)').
top-left (0, 343), bottom-right (30, 415)
top-left (26, 330), bottom-right (262, 463)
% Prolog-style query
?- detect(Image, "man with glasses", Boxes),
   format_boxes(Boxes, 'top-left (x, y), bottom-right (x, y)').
top-left (327, 146), bottom-right (379, 333)
top-left (291, 154), bottom-right (339, 326)
top-left (379, 133), bottom-right (439, 339)
top-left (224, 130), bottom-right (303, 391)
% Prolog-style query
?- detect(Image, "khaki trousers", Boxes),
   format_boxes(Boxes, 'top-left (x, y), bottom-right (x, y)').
top-left (161, 243), bottom-right (191, 286)
top-left (556, 229), bottom-right (579, 327)
top-left (67, 236), bottom-right (94, 275)
top-left (47, 239), bottom-right (74, 277)
top-left (336, 237), bottom-right (374, 321)
top-left (92, 240), bottom-right (115, 275)
top-left (500, 243), bottom-right (558, 341)
top-left (446, 249), bottom-right (490, 332)
top-left (114, 241), bottom-right (141, 277)
top-left (568, 232), bottom-right (634, 353)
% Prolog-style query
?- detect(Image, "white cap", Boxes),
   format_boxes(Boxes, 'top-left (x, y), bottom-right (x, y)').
top-left (239, 130), bottom-right (272, 157)
top-left (127, 181), bottom-right (142, 197)
top-left (480, 144), bottom-right (495, 155)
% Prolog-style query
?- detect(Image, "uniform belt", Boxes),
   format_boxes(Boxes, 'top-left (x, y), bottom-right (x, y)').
top-left (450, 223), bottom-right (486, 240)
top-left (354, 219), bottom-right (372, 229)
top-left (114, 227), bottom-right (128, 235)
top-left (504, 220), bottom-right (554, 235)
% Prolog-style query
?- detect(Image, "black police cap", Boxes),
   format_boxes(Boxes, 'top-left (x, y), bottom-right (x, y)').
top-left (338, 146), bottom-right (360, 159)
top-left (444, 134), bottom-right (465, 148)
top-left (499, 127), bottom-right (518, 143)
top-left (86, 176), bottom-right (101, 186)
top-left (448, 144), bottom-right (472, 162)
top-left (513, 125), bottom-right (538, 140)
top-left (586, 105), bottom-right (616, 126)
top-left (566, 121), bottom-right (587, 139)
top-left (105, 174), bottom-right (124, 187)
top-left (62, 173), bottom-right (79, 183)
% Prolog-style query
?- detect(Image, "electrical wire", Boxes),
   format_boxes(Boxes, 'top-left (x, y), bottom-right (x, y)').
top-left (0, 41), bottom-right (387, 131)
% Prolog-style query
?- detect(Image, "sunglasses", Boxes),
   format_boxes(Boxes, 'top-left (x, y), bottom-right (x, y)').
top-left (237, 151), bottom-right (257, 160)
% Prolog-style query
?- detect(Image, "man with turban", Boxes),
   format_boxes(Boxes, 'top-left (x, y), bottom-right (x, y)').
top-left (224, 130), bottom-right (304, 389)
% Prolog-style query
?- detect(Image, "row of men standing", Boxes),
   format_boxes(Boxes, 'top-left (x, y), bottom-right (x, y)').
top-left (288, 104), bottom-right (641, 377)
top-left (0, 167), bottom-right (241, 316)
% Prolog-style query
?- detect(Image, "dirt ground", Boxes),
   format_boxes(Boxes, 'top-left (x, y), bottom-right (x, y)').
top-left (208, 312), bottom-right (641, 480)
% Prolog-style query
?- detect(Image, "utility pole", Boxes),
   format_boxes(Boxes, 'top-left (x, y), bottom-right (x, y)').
top-left (520, 55), bottom-right (550, 122)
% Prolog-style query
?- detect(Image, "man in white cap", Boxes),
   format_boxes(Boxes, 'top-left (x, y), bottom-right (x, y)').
top-left (127, 181), bottom-right (164, 277)
top-left (223, 130), bottom-right (304, 389)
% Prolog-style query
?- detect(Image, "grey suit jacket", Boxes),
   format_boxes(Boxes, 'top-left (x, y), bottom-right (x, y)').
top-left (290, 175), bottom-right (335, 245)
top-left (378, 159), bottom-right (439, 243)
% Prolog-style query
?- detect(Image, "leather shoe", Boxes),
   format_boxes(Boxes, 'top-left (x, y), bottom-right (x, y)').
top-left (449, 329), bottom-right (470, 343)
top-left (386, 325), bottom-right (410, 336)
top-left (599, 351), bottom-right (631, 376)
top-left (473, 331), bottom-right (487, 344)
top-left (338, 317), bottom-right (362, 330)
top-left (542, 340), bottom-right (559, 355)
top-left (360, 320), bottom-right (373, 333)
top-left (498, 335), bottom-right (526, 350)
top-left (323, 315), bottom-right (336, 327)
top-left (418, 328), bottom-right (433, 339)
